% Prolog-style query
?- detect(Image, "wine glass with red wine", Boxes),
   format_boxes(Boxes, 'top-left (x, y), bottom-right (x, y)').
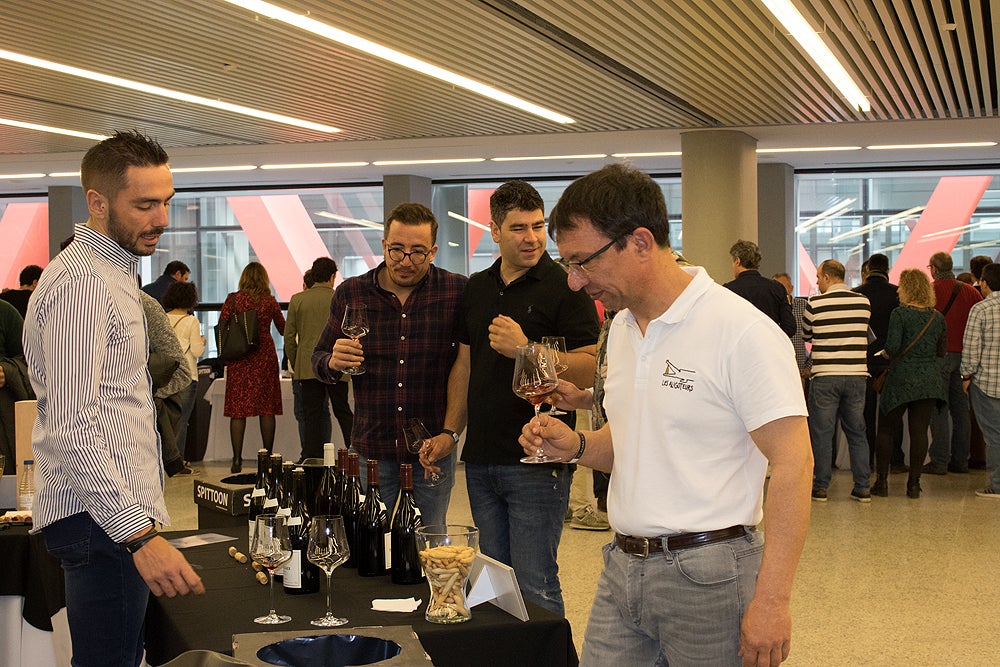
top-left (541, 336), bottom-right (569, 416)
top-left (513, 342), bottom-right (560, 464)
top-left (341, 304), bottom-right (369, 375)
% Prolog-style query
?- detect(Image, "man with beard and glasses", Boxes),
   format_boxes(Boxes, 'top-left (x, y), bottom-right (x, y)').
top-left (23, 130), bottom-right (204, 667)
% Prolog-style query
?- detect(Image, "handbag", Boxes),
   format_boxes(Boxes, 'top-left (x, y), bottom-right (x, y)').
top-left (872, 311), bottom-right (937, 394)
top-left (148, 351), bottom-right (181, 390)
top-left (216, 310), bottom-right (259, 362)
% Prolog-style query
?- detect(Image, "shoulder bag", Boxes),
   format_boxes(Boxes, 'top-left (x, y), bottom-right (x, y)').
top-left (872, 311), bottom-right (937, 393)
top-left (216, 309), bottom-right (259, 362)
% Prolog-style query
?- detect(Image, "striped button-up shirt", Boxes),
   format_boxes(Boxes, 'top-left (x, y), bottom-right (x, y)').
top-left (802, 284), bottom-right (871, 377)
top-left (961, 291), bottom-right (1000, 399)
top-left (23, 224), bottom-right (168, 542)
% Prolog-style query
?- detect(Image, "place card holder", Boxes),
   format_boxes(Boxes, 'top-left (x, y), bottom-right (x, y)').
top-left (465, 552), bottom-right (528, 621)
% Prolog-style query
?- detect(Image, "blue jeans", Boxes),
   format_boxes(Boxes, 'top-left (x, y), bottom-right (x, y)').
top-left (465, 462), bottom-right (573, 617)
top-left (581, 531), bottom-right (764, 666)
top-left (808, 375), bottom-right (871, 491)
top-left (41, 513), bottom-right (149, 667)
top-left (929, 352), bottom-right (971, 468)
top-left (173, 381), bottom-right (197, 460)
top-left (969, 384), bottom-right (1000, 490)
top-left (359, 453), bottom-right (455, 528)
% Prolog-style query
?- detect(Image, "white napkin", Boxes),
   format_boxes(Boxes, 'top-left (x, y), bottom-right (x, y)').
top-left (371, 597), bottom-right (422, 612)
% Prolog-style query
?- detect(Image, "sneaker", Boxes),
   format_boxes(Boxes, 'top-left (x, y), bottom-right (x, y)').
top-left (571, 506), bottom-right (610, 531)
top-left (850, 489), bottom-right (872, 503)
top-left (922, 462), bottom-right (948, 475)
top-left (975, 487), bottom-right (1000, 499)
top-left (811, 488), bottom-right (828, 502)
top-left (174, 465), bottom-right (198, 476)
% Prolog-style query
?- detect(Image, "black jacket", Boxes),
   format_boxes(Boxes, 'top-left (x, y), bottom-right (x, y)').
top-left (854, 272), bottom-right (899, 370)
top-left (723, 270), bottom-right (796, 337)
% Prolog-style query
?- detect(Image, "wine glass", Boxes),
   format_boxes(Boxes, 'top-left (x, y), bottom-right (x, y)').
top-left (404, 418), bottom-right (448, 487)
top-left (513, 343), bottom-right (560, 464)
top-left (307, 515), bottom-right (351, 627)
top-left (541, 336), bottom-right (569, 416)
top-left (250, 514), bottom-right (293, 624)
top-left (341, 304), bottom-right (369, 375)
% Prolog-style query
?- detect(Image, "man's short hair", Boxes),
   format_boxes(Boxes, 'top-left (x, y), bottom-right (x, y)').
top-left (928, 252), bottom-right (953, 273)
top-left (549, 164), bottom-right (670, 249)
top-left (970, 255), bottom-right (993, 280)
top-left (80, 130), bottom-right (169, 200)
top-left (163, 260), bottom-right (190, 278)
top-left (490, 180), bottom-right (544, 227)
top-left (19, 264), bottom-right (43, 286)
top-left (385, 203), bottom-right (438, 244)
top-left (303, 269), bottom-right (315, 288)
top-left (981, 263), bottom-right (1000, 291)
top-left (866, 253), bottom-right (889, 273)
top-left (729, 240), bottom-right (761, 270)
top-left (772, 272), bottom-right (790, 281)
top-left (819, 259), bottom-right (846, 282)
top-left (310, 257), bottom-right (338, 284)
top-left (162, 281), bottom-right (199, 311)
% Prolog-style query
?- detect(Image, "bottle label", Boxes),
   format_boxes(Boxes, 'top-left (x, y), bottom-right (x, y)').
top-left (251, 488), bottom-right (265, 498)
top-left (384, 532), bottom-right (392, 570)
top-left (248, 521), bottom-right (255, 552)
top-left (286, 516), bottom-right (302, 527)
top-left (264, 499), bottom-right (279, 509)
top-left (359, 494), bottom-right (366, 504)
top-left (283, 551), bottom-right (302, 588)
top-left (276, 507), bottom-right (291, 518)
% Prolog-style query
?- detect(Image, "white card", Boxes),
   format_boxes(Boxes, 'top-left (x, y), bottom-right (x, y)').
top-left (466, 553), bottom-right (529, 621)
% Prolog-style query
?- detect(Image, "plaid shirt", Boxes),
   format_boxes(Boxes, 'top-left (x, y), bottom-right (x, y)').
top-left (961, 292), bottom-right (1000, 398)
top-left (312, 263), bottom-right (468, 462)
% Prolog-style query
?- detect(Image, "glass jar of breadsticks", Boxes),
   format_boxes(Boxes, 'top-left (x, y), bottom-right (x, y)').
top-left (415, 525), bottom-right (479, 624)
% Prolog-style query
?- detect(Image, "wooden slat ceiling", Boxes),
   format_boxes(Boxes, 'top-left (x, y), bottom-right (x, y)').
top-left (0, 0), bottom-right (996, 157)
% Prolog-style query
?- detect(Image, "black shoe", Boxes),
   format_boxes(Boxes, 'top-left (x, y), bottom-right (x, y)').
top-left (907, 482), bottom-right (921, 499)
top-left (890, 464), bottom-right (909, 474)
top-left (872, 477), bottom-right (889, 497)
top-left (175, 465), bottom-right (197, 476)
top-left (947, 463), bottom-right (969, 474)
top-left (851, 489), bottom-right (872, 503)
top-left (231, 459), bottom-right (242, 474)
top-left (922, 462), bottom-right (948, 475)
top-left (811, 488), bottom-right (828, 502)
top-left (969, 460), bottom-right (988, 470)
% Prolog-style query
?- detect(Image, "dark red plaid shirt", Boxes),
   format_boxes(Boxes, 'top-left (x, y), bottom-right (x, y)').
top-left (312, 263), bottom-right (468, 462)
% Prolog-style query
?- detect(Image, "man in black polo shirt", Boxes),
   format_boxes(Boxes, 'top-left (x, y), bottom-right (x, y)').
top-left (428, 180), bottom-right (598, 616)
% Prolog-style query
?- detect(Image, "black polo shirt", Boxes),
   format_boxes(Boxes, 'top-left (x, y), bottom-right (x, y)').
top-left (458, 252), bottom-right (600, 465)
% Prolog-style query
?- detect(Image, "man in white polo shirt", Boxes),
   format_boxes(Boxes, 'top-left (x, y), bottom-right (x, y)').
top-left (521, 164), bottom-right (812, 666)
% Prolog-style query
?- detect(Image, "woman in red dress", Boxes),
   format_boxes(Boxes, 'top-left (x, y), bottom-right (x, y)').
top-left (220, 262), bottom-right (286, 472)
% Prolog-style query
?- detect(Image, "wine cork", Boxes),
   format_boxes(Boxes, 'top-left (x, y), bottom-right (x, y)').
top-left (418, 544), bottom-right (475, 620)
top-left (228, 546), bottom-right (238, 557)
top-left (233, 551), bottom-right (248, 563)
top-left (251, 561), bottom-right (264, 572)
top-left (255, 571), bottom-right (268, 585)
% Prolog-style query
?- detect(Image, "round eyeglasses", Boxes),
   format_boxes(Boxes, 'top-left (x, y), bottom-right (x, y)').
top-left (387, 248), bottom-right (429, 265)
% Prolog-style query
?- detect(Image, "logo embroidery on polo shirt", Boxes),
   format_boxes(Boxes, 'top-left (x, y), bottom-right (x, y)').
top-left (661, 360), bottom-right (695, 392)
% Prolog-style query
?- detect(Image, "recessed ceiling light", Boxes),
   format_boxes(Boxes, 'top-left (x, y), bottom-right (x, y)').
top-left (866, 142), bottom-right (998, 150)
top-left (372, 158), bottom-right (485, 166)
top-left (757, 146), bottom-right (862, 153)
top-left (170, 165), bottom-right (258, 173)
top-left (260, 162), bottom-right (369, 169)
top-left (221, 0), bottom-right (574, 124)
top-left (0, 48), bottom-right (340, 133)
top-left (491, 154), bottom-right (607, 162)
top-left (611, 151), bottom-right (681, 158)
top-left (0, 117), bottom-right (108, 141)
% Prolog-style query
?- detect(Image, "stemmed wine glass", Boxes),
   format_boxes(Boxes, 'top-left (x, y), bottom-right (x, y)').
top-left (513, 342), bottom-right (560, 464)
top-left (250, 514), bottom-right (293, 624)
top-left (404, 418), bottom-right (448, 487)
top-left (341, 304), bottom-right (369, 375)
top-left (541, 336), bottom-right (569, 416)
top-left (307, 515), bottom-right (351, 627)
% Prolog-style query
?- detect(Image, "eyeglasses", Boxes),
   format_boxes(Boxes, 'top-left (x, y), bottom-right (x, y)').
top-left (387, 248), bottom-right (429, 265)
top-left (555, 237), bottom-right (620, 275)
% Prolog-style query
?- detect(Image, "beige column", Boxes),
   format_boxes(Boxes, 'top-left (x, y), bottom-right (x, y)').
top-left (680, 130), bottom-right (757, 282)
top-left (757, 162), bottom-right (795, 278)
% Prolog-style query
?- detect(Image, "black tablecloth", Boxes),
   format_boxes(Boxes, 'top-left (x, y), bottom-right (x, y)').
top-left (145, 528), bottom-right (578, 667)
top-left (0, 525), bottom-right (65, 630)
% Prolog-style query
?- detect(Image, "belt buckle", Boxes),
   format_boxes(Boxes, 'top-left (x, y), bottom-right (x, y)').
top-left (635, 537), bottom-right (649, 558)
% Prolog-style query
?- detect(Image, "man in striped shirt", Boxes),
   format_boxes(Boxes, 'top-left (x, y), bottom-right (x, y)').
top-left (23, 131), bottom-right (204, 666)
top-left (803, 259), bottom-right (873, 502)
top-left (961, 263), bottom-right (1000, 498)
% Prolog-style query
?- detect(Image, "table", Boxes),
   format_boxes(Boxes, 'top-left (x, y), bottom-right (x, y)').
top-left (145, 528), bottom-right (578, 667)
top-left (205, 377), bottom-right (350, 463)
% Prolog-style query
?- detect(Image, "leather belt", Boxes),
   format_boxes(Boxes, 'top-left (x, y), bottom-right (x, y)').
top-left (614, 526), bottom-right (749, 557)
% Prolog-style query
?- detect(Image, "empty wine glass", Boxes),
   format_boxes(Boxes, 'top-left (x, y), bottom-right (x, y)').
top-left (250, 514), bottom-right (293, 624)
top-left (341, 304), bottom-right (369, 375)
top-left (404, 418), bottom-right (448, 487)
top-left (541, 336), bottom-right (569, 416)
top-left (513, 343), bottom-right (560, 464)
top-left (307, 515), bottom-right (351, 627)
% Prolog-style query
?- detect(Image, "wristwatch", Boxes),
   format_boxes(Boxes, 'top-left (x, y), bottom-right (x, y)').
top-left (441, 429), bottom-right (460, 444)
top-left (124, 527), bottom-right (159, 554)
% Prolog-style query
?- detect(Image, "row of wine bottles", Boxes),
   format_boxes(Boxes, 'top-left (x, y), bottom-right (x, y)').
top-left (246, 444), bottom-right (425, 593)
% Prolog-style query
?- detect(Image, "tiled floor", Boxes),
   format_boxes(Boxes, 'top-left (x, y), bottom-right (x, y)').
top-left (168, 461), bottom-right (1000, 666)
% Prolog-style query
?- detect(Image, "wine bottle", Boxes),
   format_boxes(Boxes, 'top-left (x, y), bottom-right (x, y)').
top-left (391, 463), bottom-right (425, 585)
top-left (277, 461), bottom-right (295, 519)
top-left (341, 453), bottom-right (363, 569)
top-left (283, 468), bottom-right (321, 594)
top-left (247, 449), bottom-right (269, 552)
top-left (315, 443), bottom-right (339, 517)
top-left (263, 453), bottom-right (283, 515)
top-left (357, 459), bottom-right (388, 577)
top-left (334, 447), bottom-right (349, 517)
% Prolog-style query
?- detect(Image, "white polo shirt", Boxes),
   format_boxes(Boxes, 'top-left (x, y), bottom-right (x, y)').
top-left (604, 267), bottom-right (807, 537)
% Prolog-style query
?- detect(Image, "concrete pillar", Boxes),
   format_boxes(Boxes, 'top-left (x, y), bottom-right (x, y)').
top-left (680, 130), bottom-right (757, 282)
top-left (47, 186), bottom-right (87, 257)
top-left (383, 175), bottom-right (432, 213)
top-left (757, 163), bottom-right (795, 279)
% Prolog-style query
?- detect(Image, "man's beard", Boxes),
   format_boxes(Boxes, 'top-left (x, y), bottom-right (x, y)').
top-left (108, 208), bottom-right (161, 256)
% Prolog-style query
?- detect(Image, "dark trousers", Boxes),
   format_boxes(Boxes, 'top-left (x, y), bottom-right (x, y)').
top-left (299, 378), bottom-right (353, 460)
top-left (864, 374), bottom-right (904, 468)
top-left (875, 399), bottom-right (935, 479)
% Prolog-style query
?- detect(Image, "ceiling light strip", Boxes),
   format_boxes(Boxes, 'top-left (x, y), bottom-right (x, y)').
top-left (447, 211), bottom-right (491, 231)
top-left (221, 0), bottom-right (573, 124)
top-left (0, 173), bottom-right (46, 179)
top-left (757, 146), bottom-right (862, 154)
top-left (760, 0), bottom-right (871, 112)
top-left (491, 154), bottom-right (607, 162)
top-left (611, 152), bottom-right (682, 158)
top-left (867, 142), bottom-right (998, 150)
top-left (0, 117), bottom-right (108, 141)
top-left (373, 158), bottom-right (485, 166)
top-left (260, 162), bottom-right (368, 169)
top-left (0, 49), bottom-right (340, 133)
top-left (170, 165), bottom-right (258, 173)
